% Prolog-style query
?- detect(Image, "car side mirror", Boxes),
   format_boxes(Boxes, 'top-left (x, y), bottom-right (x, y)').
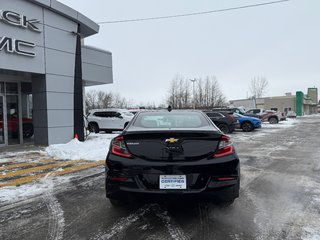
top-left (118, 115), bottom-right (123, 119)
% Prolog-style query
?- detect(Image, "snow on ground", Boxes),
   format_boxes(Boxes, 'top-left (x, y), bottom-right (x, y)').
top-left (0, 173), bottom-right (72, 205)
top-left (261, 117), bottom-right (297, 129)
top-left (0, 166), bottom-right (101, 206)
top-left (46, 133), bottom-right (119, 161)
top-left (0, 133), bottom-right (118, 205)
top-left (231, 117), bottom-right (297, 143)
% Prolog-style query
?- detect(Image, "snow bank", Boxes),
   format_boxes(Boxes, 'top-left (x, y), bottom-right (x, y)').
top-left (261, 118), bottom-right (296, 129)
top-left (46, 133), bottom-right (119, 161)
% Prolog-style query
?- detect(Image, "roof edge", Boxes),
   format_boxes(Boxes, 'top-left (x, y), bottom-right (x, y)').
top-left (27, 0), bottom-right (99, 37)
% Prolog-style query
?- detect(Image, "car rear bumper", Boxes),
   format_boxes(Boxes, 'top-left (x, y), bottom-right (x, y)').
top-left (105, 155), bottom-right (240, 201)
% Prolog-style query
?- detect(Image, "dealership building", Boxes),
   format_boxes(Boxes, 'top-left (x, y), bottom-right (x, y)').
top-left (0, 0), bottom-right (113, 147)
top-left (229, 88), bottom-right (318, 116)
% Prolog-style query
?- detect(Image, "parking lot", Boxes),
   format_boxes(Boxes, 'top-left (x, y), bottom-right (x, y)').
top-left (0, 115), bottom-right (320, 240)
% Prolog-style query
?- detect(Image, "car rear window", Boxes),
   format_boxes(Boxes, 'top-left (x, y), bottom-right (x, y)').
top-left (132, 112), bottom-right (211, 128)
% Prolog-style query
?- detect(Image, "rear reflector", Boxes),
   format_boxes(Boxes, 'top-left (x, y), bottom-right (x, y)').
top-left (217, 177), bottom-right (236, 181)
top-left (111, 177), bottom-right (128, 181)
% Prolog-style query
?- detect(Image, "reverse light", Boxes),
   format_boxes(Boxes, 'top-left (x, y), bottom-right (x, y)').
top-left (214, 135), bottom-right (234, 157)
top-left (111, 136), bottom-right (132, 158)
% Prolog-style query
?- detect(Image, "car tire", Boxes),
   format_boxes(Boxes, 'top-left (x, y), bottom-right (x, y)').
top-left (88, 123), bottom-right (99, 133)
top-left (269, 117), bottom-right (278, 124)
top-left (109, 198), bottom-right (127, 207)
top-left (242, 122), bottom-right (253, 132)
top-left (216, 199), bottom-right (235, 207)
top-left (217, 123), bottom-right (230, 134)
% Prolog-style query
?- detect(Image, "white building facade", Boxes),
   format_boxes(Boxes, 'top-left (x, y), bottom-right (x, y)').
top-left (0, 0), bottom-right (113, 147)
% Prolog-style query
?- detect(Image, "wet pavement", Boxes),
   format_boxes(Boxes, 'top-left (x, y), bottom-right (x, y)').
top-left (0, 116), bottom-right (320, 240)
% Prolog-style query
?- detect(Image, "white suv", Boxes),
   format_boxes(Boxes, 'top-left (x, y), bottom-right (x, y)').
top-left (86, 109), bottom-right (134, 133)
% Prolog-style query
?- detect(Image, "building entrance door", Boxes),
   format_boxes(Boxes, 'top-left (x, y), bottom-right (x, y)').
top-left (0, 80), bottom-right (33, 147)
top-left (0, 95), bottom-right (5, 146)
top-left (6, 94), bottom-right (20, 145)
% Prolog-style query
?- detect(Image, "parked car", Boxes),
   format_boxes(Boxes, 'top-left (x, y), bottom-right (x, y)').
top-left (86, 109), bottom-right (134, 133)
top-left (0, 114), bottom-right (34, 138)
top-left (105, 110), bottom-right (240, 206)
top-left (210, 107), bottom-right (246, 115)
top-left (286, 111), bottom-right (297, 118)
top-left (244, 108), bottom-right (279, 124)
top-left (279, 112), bottom-right (287, 121)
top-left (233, 113), bottom-right (261, 132)
top-left (204, 111), bottom-right (240, 134)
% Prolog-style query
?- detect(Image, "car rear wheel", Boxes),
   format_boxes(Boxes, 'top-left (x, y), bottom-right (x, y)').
top-left (242, 122), bottom-right (253, 132)
top-left (269, 117), bottom-right (278, 124)
top-left (217, 123), bottom-right (230, 134)
top-left (88, 123), bottom-right (99, 133)
top-left (109, 198), bottom-right (127, 207)
top-left (216, 199), bottom-right (235, 207)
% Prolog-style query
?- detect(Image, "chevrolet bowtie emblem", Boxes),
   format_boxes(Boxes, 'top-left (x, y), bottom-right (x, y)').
top-left (165, 138), bottom-right (179, 143)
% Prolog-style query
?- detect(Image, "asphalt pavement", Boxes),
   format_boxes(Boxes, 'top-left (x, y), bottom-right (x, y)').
top-left (1, 116), bottom-right (320, 240)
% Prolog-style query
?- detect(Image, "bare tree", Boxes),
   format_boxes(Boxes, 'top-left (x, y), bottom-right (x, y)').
top-left (167, 75), bottom-right (180, 108)
top-left (85, 90), bottom-right (98, 111)
top-left (166, 75), bottom-right (226, 109)
top-left (249, 77), bottom-right (268, 98)
top-left (112, 93), bottom-right (129, 109)
top-left (85, 90), bottom-right (130, 112)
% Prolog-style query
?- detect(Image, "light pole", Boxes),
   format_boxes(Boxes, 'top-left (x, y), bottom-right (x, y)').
top-left (190, 78), bottom-right (196, 109)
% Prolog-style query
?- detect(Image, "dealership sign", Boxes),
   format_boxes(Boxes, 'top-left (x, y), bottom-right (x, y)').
top-left (0, 36), bottom-right (35, 57)
top-left (0, 10), bottom-right (41, 57)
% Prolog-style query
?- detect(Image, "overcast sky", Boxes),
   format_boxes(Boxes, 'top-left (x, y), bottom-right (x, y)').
top-left (59, 0), bottom-right (320, 106)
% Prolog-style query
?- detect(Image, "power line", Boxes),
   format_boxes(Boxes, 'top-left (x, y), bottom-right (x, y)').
top-left (97, 0), bottom-right (291, 24)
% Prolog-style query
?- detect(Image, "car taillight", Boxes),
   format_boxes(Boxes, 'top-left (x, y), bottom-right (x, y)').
top-left (111, 136), bottom-right (132, 158)
top-left (214, 135), bottom-right (234, 157)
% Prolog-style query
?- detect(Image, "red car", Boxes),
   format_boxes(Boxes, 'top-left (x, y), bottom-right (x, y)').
top-left (0, 115), bottom-right (33, 139)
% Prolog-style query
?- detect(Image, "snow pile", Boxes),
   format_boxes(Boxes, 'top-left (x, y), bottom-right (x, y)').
top-left (46, 133), bottom-right (119, 161)
top-left (261, 118), bottom-right (296, 129)
top-left (302, 227), bottom-right (320, 240)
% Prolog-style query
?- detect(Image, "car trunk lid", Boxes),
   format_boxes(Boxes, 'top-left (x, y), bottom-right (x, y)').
top-left (123, 131), bottom-right (221, 161)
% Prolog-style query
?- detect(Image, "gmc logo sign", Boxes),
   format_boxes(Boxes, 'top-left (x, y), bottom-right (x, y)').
top-left (0, 36), bottom-right (36, 57)
top-left (0, 10), bottom-right (41, 57)
top-left (0, 10), bottom-right (42, 32)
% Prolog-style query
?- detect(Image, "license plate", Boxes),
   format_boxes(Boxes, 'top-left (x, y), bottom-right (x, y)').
top-left (159, 175), bottom-right (186, 189)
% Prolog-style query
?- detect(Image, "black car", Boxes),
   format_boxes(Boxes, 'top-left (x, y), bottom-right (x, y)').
top-left (204, 111), bottom-right (239, 134)
top-left (105, 110), bottom-right (240, 206)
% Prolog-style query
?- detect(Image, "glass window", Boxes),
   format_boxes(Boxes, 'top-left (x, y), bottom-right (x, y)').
top-left (94, 112), bottom-right (107, 117)
top-left (6, 83), bottom-right (18, 94)
top-left (133, 112), bottom-right (211, 128)
top-left (206, 112), bottom-right (222, 118)
top-left (0, 82), bottom-right (4, 93)
top-left (7, 95), bottom-right (20, 145)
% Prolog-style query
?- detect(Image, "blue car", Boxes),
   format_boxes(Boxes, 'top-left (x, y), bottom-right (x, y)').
top-left (233, 113), bottom-right (261, 132)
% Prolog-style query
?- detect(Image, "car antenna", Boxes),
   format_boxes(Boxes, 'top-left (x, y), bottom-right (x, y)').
top-left (167, 105), bottom-right (172, 112)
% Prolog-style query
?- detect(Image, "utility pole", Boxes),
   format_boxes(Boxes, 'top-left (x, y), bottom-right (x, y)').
top-left (190, 78), bottom-right (197, 109)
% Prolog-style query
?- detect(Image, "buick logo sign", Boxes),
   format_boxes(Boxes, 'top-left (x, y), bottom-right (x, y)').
top-left (0, 10), bottom-right (42, 32)
top-left (0, 10), bottom-right (41, 57)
